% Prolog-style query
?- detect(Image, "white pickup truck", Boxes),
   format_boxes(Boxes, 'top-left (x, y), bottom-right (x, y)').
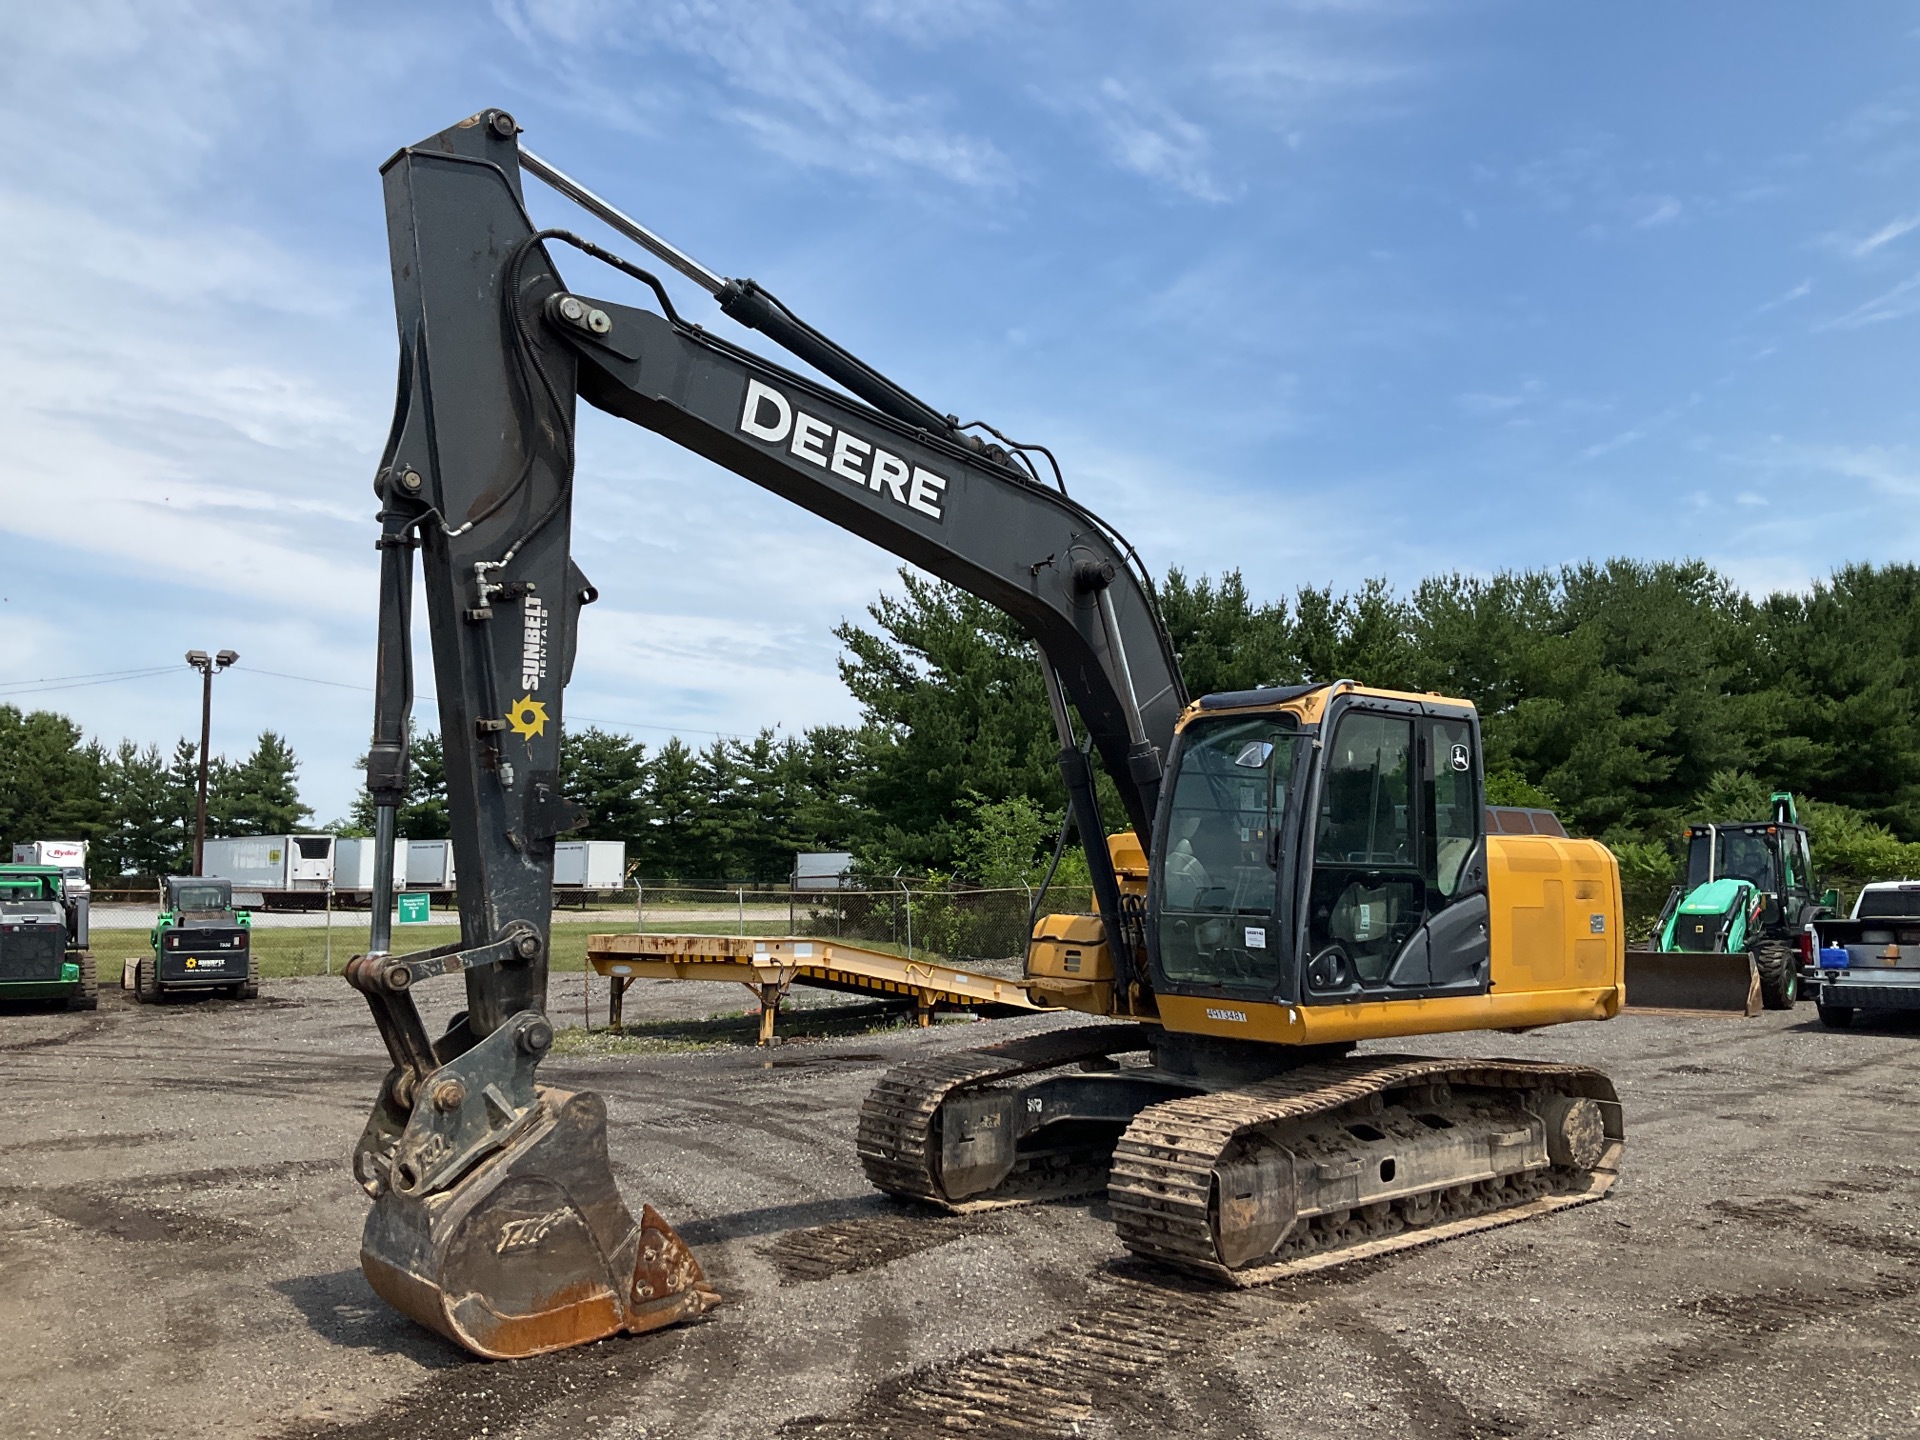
top-left (1810, 880), bottom-right (1920, 1027)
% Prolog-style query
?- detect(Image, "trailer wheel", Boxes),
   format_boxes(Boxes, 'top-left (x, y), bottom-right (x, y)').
top-left (1752, 940), bottom-right (1798, 1010)
top-left (67, 953), bottom-right (99, 1011)
top-left (1816, 1002), bottom-right (1854, 1029)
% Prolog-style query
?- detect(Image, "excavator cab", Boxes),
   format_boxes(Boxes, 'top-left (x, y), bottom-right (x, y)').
top-left (1148, 688), bottom-right (1491, 1011)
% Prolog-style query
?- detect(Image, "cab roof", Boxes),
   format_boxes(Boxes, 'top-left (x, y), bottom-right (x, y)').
top-left (1181, 679), bottom-right (1475, 729)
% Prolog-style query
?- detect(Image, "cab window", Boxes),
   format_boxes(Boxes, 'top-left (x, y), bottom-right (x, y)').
top-left (1429, 718), bottom-right (1477, 897)
top-left (1156, 716), bottom-right (1301, 989)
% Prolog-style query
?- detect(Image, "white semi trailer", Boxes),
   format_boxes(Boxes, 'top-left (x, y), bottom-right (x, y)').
top-left (201, 835), bottom-right (334, 910)
top-left (554, 840), bottom-right (626, 891)
top-left (333, 837), bottom-right (409, 905)
top-left (401, 839), bottom-right (626, 899)
top-left (405, 839), bottom-right (457, 895)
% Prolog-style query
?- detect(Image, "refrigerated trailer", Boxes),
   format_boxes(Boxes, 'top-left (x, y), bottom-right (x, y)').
top-left (554, 840), bottom-right (626, 891)
top-left (399, 838), bottom-right (625, 906)
top-left (200, 835), bottom-right (334, 910)
top-left (332, 837), bottom-right (409, 905)
top-left (405, 839), bottom-right (456, 898)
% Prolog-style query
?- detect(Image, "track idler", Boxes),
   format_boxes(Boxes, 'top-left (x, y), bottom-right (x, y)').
top-left (352, 1009), bottom-right (719, 1358)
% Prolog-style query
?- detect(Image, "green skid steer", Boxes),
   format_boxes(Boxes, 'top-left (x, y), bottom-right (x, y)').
top-left (0, 864), bottom-right (97, 1010)
top-left (1627, 791), bottom-right (1835, 1015)
top-left (129, 877), bottom-right (258, 1002)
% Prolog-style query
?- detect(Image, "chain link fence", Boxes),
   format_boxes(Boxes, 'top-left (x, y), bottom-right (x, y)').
top-left (83, 876), bottom-right (1102, 968)
top-left (632, 881), bottom-right (1097, 966)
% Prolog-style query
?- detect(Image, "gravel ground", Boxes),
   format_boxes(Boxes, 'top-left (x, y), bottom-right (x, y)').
top-left (2, 977), bottom-right (1917, 1440)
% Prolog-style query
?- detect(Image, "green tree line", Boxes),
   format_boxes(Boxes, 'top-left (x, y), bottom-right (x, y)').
top-left (0, 710), bottom-right (309, 878)
top-left (7, 559), bottom-right (1919, 906)
top-left (352, 558), bottom-right (1920, 905)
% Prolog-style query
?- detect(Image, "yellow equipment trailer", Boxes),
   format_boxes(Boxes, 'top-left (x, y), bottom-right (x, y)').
top-left (588, 933), bottom-right (1053, 1042)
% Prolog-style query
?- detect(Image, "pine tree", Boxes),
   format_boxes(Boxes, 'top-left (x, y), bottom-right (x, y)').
top-left (209, 731), bottom-right (311, 835)
top-left (561, 726), bottom-right (649, 840)
top-left (833, 569), bottom-right (1062, 872)
top-left (639, 737), bottom-right (703, 878)
top-left (0, 706), bottom-right (112, 856)
top-left (104, 741), bottom-right (192, 877)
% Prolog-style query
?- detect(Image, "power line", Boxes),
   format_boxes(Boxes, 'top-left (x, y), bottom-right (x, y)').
top-left (570, 712), bottom-right (753, 741)
top-left (0, 665), bottom-right (187, 686)
top-left (229, 663), bottom-right (752, 741)
top-left (233, 664), bottom-right (376, 692)
top-left (0, 667), bottom-right (181, 698)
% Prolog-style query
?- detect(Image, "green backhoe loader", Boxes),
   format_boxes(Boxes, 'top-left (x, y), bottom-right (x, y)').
top-left (1628, 792), bottom-right (1835, 1014)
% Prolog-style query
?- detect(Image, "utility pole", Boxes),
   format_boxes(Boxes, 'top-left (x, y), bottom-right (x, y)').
top-left (185, 649), bottom-right (238, 875)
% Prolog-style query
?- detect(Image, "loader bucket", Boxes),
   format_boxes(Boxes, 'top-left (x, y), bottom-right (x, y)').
top-left (360, 1085), bottom-right (719, 1359)
top-left (1623, 949), bottom-right (1762, 1018)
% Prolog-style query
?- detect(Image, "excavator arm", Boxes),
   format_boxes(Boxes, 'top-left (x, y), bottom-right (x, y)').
top-left (348, 108), bottom-right (1185, 1358)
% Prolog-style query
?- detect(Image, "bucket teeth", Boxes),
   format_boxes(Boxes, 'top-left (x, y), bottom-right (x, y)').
top-left (360, 1085), bottom-right (718, 1359)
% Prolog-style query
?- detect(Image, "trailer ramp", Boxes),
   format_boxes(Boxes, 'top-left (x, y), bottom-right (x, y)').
top-left (586, 934), bottom-right (1053, 1043)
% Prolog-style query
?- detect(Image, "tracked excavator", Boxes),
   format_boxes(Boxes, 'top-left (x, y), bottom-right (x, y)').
top-left (347, 109), bottom-right (1629, 1360)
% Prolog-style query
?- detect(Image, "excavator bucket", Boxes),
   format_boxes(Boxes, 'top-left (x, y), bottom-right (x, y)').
top-left (1623, 949), bottom-right (1762, 1017)
top-left (360, 1085), bottom-right (719, 1359)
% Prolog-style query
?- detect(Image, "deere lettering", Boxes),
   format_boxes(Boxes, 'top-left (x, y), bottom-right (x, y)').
top-left (738, 378), bottom-right (948, 521)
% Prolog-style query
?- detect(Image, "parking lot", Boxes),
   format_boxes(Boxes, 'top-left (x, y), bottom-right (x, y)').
top-left (3, 978), bottom-right (1917, 1440)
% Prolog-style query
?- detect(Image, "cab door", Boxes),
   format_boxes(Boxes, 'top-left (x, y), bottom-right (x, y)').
top-left (1300, 702), bottom-right (1489, 1001)
top-left (1407, 713), bottom-right (1491, 991)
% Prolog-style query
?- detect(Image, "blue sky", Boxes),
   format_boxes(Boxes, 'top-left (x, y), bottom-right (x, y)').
top-left (3, 2), bottom-right (1917, 825)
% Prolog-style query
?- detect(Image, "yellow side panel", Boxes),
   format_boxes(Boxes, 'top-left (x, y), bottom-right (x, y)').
top-left (1488, 834), bottom-right (1623, 1002)
top-left (1155, 833), bottom-right (1624, 1047)
top-left (1508, 879), bottom-right (1566, 985)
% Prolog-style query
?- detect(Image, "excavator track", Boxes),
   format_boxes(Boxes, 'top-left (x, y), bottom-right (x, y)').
top-left (858, 1023), bottom-right (1152, 1209)
top-left (1108, 1055), bottom-right (1622, 1285)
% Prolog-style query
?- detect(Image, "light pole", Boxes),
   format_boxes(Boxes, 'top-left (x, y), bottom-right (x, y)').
top-left (185, 649), bottom-right (238, 875)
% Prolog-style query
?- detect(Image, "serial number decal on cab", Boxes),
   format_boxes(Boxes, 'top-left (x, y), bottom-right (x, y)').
top-left (738, 378), bottom-right (948, 521)
top-left (1205, 1008), bottom-right (1248, 1023)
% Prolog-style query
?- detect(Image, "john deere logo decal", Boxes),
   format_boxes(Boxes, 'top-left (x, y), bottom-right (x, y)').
top-left (506, 695), bottom-right (549, 739)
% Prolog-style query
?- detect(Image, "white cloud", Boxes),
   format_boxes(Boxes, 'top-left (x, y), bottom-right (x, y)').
top-left (1849, 212), bottom-right (1920, 256)
top-left (1835, 101), bottom-right (1912, 145)
top-left (493, 0), bottom-right (1014, 189)
top-left (1815, 271), bottom-right (1920, 330)
top-left (1754, 277), bottom-right (1812, 314)
top-left (1073, 79), bottom-right (1233, 203)
top-left (1579, 426), bottom-right (1648, 461)
top-left (1456, 379), bottom-right (1545, 419)
top-left (1630, 195), bottom-right (1683, 229)
top-left (1792, 442), bottom-right (1920, 499)
top-left (1504, 132), bottom-right (1617, 213)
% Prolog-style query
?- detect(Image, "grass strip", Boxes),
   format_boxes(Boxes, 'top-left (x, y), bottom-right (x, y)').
top-left (88, 919), bottom-right (814, 983)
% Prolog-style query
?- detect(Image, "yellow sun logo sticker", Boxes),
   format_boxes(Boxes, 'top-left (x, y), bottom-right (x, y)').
top-left (506, 694), bottom-right (550, 739)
